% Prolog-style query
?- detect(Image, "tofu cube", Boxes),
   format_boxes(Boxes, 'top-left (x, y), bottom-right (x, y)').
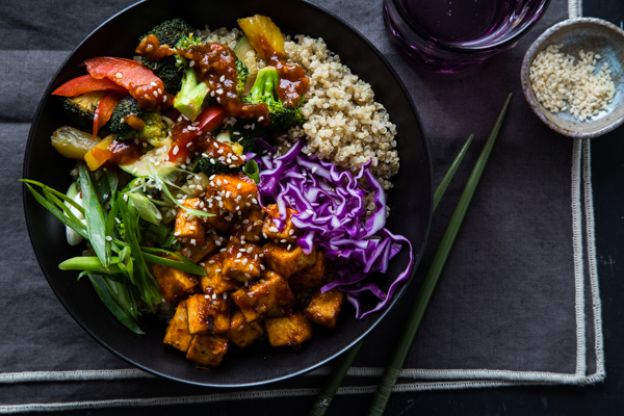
top-left (206, 174), bottom-right (258, 214)
top-left (222, 240), bottom-right (262, 282)
top-left (265, 314), bottom-right (312, 347)
top-left (304, 289), bottom-right (345, 329)
top-left (263, 204), bottom-right (297, 243)
top-left (185, 335), bottom-right (229, 367)
top-left (152, 265), bottom-right (197, 303)
top-left (186, 293), bottom-right (230, 335)
top-left (231, 271), bottom-right (295, 322)
top-left (201, 254), bottom-right (236, 295)
top-left (233, 208), bottom-right (264, 242)
top-left (227, 310), bottom-right (264, 348)
top-left (163, 301), bottom-right (194, 352)
top-left (180, 233), bottom-right (217, 263)
top-left (202, 206), bottom-right (232, 234)
top-left (174, 198), bottom-right (205, 242)
top-left (289, 251), bottom-right (327, 290)
top-left (263, 243), bottom-right (316, 278)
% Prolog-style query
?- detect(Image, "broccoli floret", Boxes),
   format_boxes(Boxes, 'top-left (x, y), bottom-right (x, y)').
top-left (173, 68), bottom-right (209, 121)
top-left (192, 157), bottom-right (232, 176)
top-left (137, 56), bottom-right (183, 93)
top-left (243, 66), bottom-right (304, 129)
top-left (144, 18), bottom-right (194, 47)
top-left (109, 97), bottom-right (143, 140)
top-left (61, 92), bottom-right (104, 130)
top-left (236, 59), bottom-right (249, 96)
top-left (140, 112), bottom-right (170, 147)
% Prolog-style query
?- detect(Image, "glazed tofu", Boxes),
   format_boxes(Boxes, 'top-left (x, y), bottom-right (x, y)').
top-left (304, 290), bottom-right (345, 329)
top-left (262, 204), bottom-right (297, 243)
top-left (227, 310), bottom-right (264, 348)
top-left (180, 233), bottom-right (218, 263)
top-left (174, 198), bottom-right (205, 243)
top-left (163, 301), bottom-right (194, 352)
top-left (185, 335), bottom-right (229, 367)
top-left (186, 293), bottom-right (231, 335)
top-left (206, 174), bottom-right (258, 214)
top-left (202, 206), bottom-right (232, 234)
top-left (231, 271), bottom-right (295, 322)
top-left (201, 254), bottom-right (236, 295)
top-left (233, 207), bottom-right (264, 243)
top-left (222, 240), bottom-right (262, 282)
top-left (152, 265), bottom-right (197, 303)
top-left (263, 243), bottom-right (316, 278)
top-left (289, 251), bottom-right (326, 290)
top-left (265, 314), bottom-right (312, 347)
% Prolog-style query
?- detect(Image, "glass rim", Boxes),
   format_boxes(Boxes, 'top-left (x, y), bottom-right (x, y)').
top-left (391, 0), bottom-right (552, 53)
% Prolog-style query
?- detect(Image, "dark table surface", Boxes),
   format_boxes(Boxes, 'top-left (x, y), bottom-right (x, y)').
top-left (6, 1), bottom-right (624, 415)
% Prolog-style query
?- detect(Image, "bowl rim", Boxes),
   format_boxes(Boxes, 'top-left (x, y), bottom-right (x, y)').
top-left (22, 0), bottom-right (433, 388)
top-left (520, 16), bottom-right (624, 139)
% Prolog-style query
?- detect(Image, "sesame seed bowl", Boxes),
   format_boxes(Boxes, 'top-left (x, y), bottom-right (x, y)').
top-left (521, 17), bottom-right (624, 139)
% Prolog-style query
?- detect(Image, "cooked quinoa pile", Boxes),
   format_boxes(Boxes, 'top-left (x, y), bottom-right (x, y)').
top-left (529, 44), bottom-right (615, 121)
top-left (202, 28), bottom-right (400, 189)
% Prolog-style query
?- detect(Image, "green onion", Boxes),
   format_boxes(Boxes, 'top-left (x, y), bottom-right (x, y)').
top-left (22, 182), bottom-right (88, 239)
top-left (142, 247), bottom-right (206, 276)
top-left (366, 93), bottom-right (512, 416)
top-left (78, 163), bottom-right (109, 267)
top-left (308, 132), bottom-right (475, 416)
top-left (433, 134), bottom-right (474, 212)
top-left (59, 256), bottom-right (121, 274)
top-left (85, 272), bottom-right (144, 335)
top-left (127, 192), bottom-right (163, 225)
top-left (243, 159), bottom-right (260, 183)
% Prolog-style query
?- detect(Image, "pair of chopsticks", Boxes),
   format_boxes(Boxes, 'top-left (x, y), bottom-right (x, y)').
top-left (309, 93), bottom-right (513, 416)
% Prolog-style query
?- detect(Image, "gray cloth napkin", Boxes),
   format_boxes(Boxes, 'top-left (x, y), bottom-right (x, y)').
top-left (0, 0), bottom-right (604, 412)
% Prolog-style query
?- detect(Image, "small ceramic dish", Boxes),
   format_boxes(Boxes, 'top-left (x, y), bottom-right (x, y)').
top-left (521, 17), bottom-right (624, 138)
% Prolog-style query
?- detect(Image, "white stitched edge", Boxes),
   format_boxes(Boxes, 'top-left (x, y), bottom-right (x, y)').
top-left (582, 139), bottom-right (606, 382)
top-left (571, 139), bottom-right (587, 376)
top-left (0, 380), bottom-right (582, 414)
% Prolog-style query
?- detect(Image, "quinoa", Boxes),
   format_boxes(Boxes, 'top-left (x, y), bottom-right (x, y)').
top-left (529, 44), bottom-right (615, 121)
top-left (198, 29), bottom-right (400, 189)
top-left (285, 36), bottom-right (399, 189)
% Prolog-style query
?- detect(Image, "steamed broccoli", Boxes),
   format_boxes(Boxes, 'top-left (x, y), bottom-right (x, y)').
top-left (138, 19), bottom-right (198, 93)
top-left (144, 18), bottom-right (194, 46)
top-left (109, 97), bottom-right (143, 140)
top-left (236, 59), bottom-right (249, 96)
top-left (140, 112), bottom-right (170, 147)
top-left (173, 68), bottom-right (209, 121)
top-left (192, 157), bottom-right (231, 176)
top-left (137, 56), bottom-right (183, 94)
top-left (243, 66), bottom-right (304, 129)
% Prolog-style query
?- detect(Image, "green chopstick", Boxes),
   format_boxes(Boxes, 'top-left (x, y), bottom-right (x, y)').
top-left (308, 134), bottom-right (475, 416)
top-left (367, 93), bottom-right (512, 416)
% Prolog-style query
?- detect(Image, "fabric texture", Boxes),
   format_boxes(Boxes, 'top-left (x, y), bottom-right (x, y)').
top-left (0, 0), bottom-right (604, 412)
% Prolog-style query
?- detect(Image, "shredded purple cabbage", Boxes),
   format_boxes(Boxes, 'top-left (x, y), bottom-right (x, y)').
top-left (258, 140), bottom-right (414, 319)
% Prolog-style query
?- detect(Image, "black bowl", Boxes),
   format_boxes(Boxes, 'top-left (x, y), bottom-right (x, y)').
top-left (23, 0), bottom-right (432, 387)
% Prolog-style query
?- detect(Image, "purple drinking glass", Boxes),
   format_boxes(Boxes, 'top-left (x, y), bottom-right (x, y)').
top-left (383, 0), bottom-right (552, 73)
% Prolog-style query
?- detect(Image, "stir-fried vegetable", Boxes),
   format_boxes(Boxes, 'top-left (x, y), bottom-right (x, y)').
top-left (173, 68), bottom-right (209, 121)
top-left (243, 66), bottom-right (304, 129)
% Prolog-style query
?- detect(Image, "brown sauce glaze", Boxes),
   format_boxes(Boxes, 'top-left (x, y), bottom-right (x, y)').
top-left (135, 34), bottom-right (176, 61)
top-left (108, 140), bottom-right (141, 164)
top-left (180, 43), bottom-right (269, 120)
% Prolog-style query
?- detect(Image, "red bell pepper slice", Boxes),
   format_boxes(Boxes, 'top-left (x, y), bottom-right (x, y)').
top-left (168, 106), bottom-right (226, 162)
top-left (85, 57), bottom-right (166, 108)
top-left (92, 93), bottom-right (121, 137)
top-left (51, 74), bottom-right (127, 97)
